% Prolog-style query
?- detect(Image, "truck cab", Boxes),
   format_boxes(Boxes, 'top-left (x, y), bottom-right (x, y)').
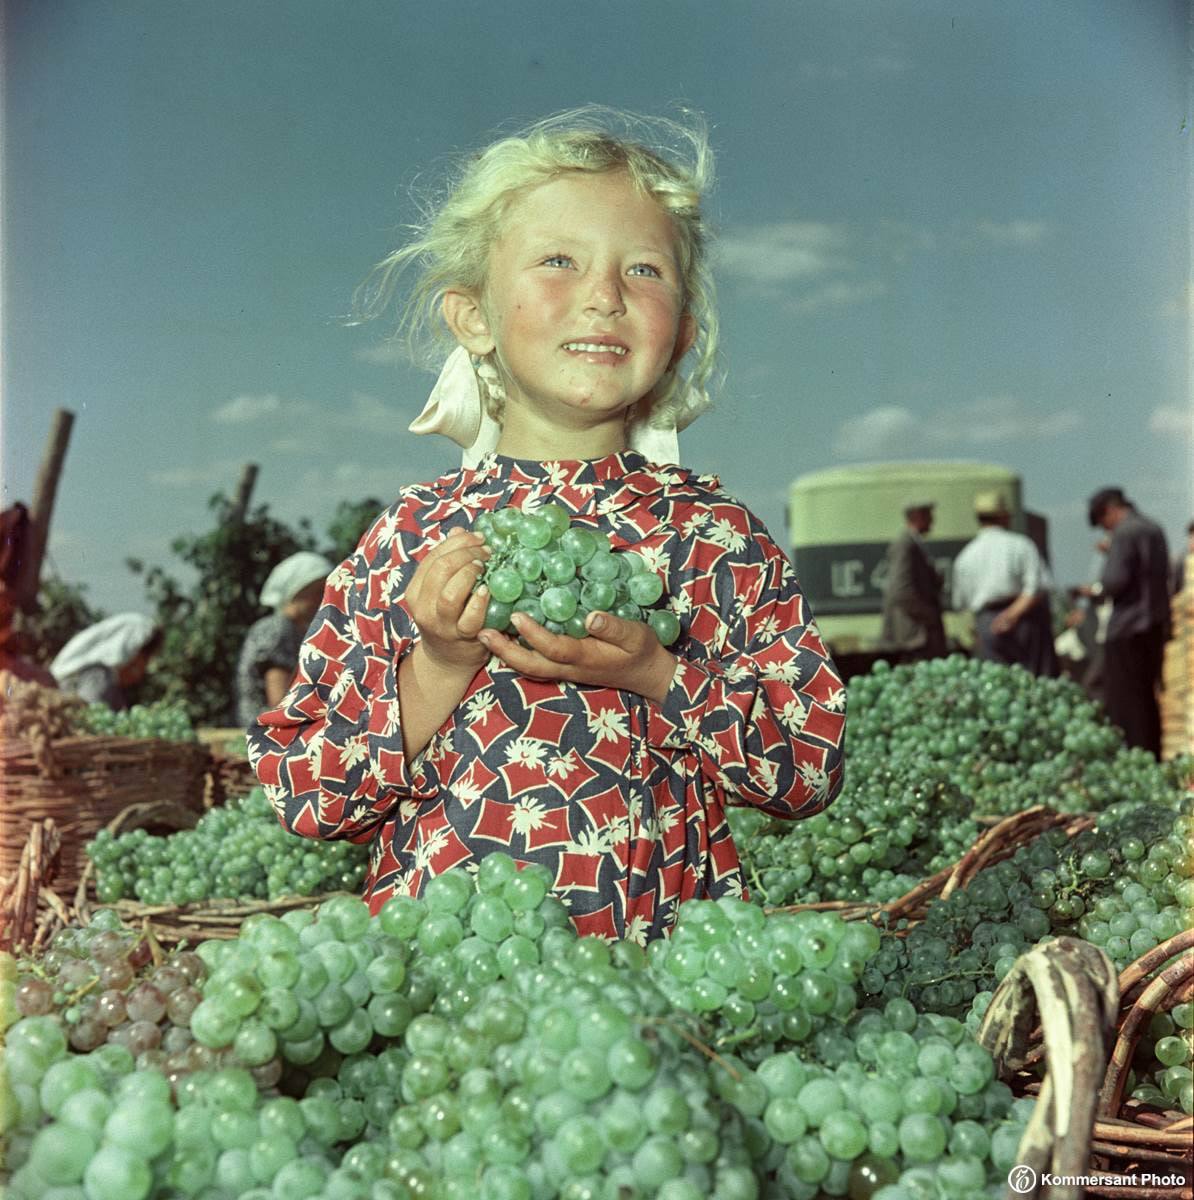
top-left (787, 461), bottom-right (1048, 677)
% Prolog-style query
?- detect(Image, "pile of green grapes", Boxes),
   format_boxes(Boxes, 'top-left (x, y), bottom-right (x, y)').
top-left (85, 788), bottom-right (369, 905)
top-left (845, 657), bottom-right (1178, 817)
top-left (731, 657), bottom-right (1190, 909)
top-left (730, 764), bottom-right (980, 908)
top-left (472, 503), bottom-right (681, 646)
top-left (3, 856), bottom-right (1036, 1200)
top-left (72, 700), bottom-right (196, 742)
top-left (866, 792), bottom-right (1193, 1023)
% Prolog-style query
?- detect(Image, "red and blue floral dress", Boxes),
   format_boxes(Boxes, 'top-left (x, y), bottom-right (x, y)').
top-left (248, 451), bottom-right (846, 943)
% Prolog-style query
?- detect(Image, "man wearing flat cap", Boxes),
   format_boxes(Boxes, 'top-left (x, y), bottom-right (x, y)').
top-left (1082, 487), bottom-right (1170, 758)
top-left (952, 490), bottom-right (1057, 676)
top-left (880, 499), bottom-right (947, 660)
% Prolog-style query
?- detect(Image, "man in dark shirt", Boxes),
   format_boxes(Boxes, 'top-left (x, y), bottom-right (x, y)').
top-left (1085, 487), bottom-right (1171, 758)
top-left (880, 499), bottom-right (947, 661)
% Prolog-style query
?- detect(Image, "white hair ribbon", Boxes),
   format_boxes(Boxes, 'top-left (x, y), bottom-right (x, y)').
top-left (408, 346), bottom-right (710, 468)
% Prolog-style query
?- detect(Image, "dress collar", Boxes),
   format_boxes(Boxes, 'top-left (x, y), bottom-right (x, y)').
top-left (428, 449), bottom-right (717, 519)
top-left (470, 449), bottom-right (650, 488)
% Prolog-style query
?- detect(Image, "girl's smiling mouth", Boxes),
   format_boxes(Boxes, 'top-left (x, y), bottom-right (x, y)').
top-left (561, 338), bottom-right (629, 358)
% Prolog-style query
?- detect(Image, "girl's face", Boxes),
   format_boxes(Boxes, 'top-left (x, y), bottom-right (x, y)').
top-left (464, 170), bottom-right (694, 444)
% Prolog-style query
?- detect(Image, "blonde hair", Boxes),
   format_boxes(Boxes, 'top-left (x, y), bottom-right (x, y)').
top-left (356, 106), bottom-right (719, 427)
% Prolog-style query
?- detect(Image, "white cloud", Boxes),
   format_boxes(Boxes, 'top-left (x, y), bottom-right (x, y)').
top-left (1149, 405), bottom-right (1193, 437)
top-left (832, 406), bottom-right (919, 458)
top-left (832, 398), bottom-right (1082, 459)
top-left (788, 279), bottom-right (887, 315)
top-left (355, 341), bottom-right (408, 366)
top-left (212, 393), bottom-right (292, 423)
top-left (715, 222), bottom-right (849, 284)
top-left (974, 219), bottom-right (1049, 245)
top-left (149, 460), bottom-right (244, 488)
top-left (345, 391), bottom-right (410, 434)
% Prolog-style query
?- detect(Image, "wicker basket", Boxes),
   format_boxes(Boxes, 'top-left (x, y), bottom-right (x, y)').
top-left (0, 816), bottom-right (68, 952)
top-left (1010, 929), bottom-right (1194, 1197)
top-left (63, 799), bottom-right (354, 947)
top-left (205, 752), bottom-right (261, 809)
top-left (0, 734), bottom-right (210, 895)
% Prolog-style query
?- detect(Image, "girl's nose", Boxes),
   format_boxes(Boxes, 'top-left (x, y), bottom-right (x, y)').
top-left (584, 268), bottom-right (626, 317)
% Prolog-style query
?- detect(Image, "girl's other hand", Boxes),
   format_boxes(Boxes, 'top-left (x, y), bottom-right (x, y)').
top-left (479, 611), bottom-right (676, 704)
top-left (406, 528), bottom-right (492, 671)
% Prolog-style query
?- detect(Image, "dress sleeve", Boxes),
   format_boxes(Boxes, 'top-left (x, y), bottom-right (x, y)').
top-left (643, 521), bottom-right (846, 821)
top-left (246, 513), bottom-right (448, 842)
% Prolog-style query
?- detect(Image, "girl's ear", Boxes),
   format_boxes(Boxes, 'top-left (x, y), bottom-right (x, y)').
top-left (669, 313), bottom-right (697, 369)
top-left (442, 291), bottom-right (496, 356)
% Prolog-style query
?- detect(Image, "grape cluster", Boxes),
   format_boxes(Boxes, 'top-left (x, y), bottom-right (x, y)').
top-left (3, 908), bottom-right (209, 1069)
top-left (1125, 1003), bottom-right (1194, 1115)
top-left (73, 700), bottom-right (196, 742)
top-left (730, 764), bottom-right (980, 907)
top-left (867, 794), bottom-right (1194, 1020)
top-left (3, 855), bottom-right (1033, 1199)
top-left (739, 996), bottom-right (1032, 1200)
top-left (647, 897), bottom-right (880, 1058)
top-left (85, 788), bottom-right (369, 904)
top-left (472, 503), bottom-right (681, 645)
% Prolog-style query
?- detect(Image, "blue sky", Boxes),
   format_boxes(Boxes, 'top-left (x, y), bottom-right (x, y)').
top-left (3, 0), bottom-right (1190, 617)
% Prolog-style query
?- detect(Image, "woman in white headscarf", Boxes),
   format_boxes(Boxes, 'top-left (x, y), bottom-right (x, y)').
top-left (50, 613), bottom-right (162, 710)
top-left (236, 552), bottom-right (333, 727)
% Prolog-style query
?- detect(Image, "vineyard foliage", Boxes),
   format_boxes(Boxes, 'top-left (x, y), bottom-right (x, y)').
top-left (14, 494), bottom-right (383, 725)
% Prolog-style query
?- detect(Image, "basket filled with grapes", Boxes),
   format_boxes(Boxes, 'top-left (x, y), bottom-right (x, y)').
top-left (68, 791), bottom-right (369, 946)
top-left (471, 502), bottom-right (681, 646)
top-left (0, 678), bottom-right (211, 899)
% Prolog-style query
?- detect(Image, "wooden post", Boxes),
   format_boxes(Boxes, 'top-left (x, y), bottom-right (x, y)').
top-left (15, 408), bottom-right (75, 612)
top-left (230, 463), bottom-right (259, 526)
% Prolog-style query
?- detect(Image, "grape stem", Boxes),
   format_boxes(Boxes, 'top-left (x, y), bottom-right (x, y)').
top-left (645, 1015), bottom-right (743, 1081)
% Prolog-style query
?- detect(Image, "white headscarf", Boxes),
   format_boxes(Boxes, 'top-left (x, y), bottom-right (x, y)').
top-left (50, 613), bottom-right (158, 683)
top-left (260, 552), bottom-right (334, 610)
top-left (408, 346), bottom-right (711, 468)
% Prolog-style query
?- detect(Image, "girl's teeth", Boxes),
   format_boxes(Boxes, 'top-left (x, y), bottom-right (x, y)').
top-left (563, 342), bottom-right (627, 355)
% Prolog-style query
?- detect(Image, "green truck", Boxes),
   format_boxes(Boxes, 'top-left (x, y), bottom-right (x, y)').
top-left (787, 461), bottom-right (1049, 673)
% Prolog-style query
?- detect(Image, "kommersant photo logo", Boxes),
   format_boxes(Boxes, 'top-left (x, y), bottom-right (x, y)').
top-left (1010, 1167), bottom-right (1190, 1192)
top-left (1008, 1165), bottom-right (1036, 1193)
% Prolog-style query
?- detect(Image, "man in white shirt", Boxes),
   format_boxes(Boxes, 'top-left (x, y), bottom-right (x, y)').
top-left (952, 490), bottom-right (1058, 676)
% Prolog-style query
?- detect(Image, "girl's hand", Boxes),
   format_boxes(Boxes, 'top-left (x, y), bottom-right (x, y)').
top-left (478, 611), bottom-right (677, 703)
top-left (406, 528), bottom-right (492, 671)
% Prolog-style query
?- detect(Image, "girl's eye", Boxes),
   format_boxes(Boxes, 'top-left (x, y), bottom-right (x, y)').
top-left (628, 262), bottom-right (663, 279)
top-left (542, 255), bottom-right (573, 268)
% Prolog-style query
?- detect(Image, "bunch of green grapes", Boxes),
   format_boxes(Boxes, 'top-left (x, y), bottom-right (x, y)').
top-left (72, 700), bottom-right (196, 742)
top-left (730, 764), bottom-right (981, 907)
top-left (872, 794), bottom-right (1194, 1020)
top-left (732, 996), bottom-right (1032, 1200)
top-left (646, 895), bottom-right (880, 1062)
top-left (472, 503), bottom-right (681, 645)
top-left (1124, 1003), bottom-right (1194, 1115)
top-left (844, 656), bottom-right (1183, 818)
top-left (85, 788), bottom-right (368, 904)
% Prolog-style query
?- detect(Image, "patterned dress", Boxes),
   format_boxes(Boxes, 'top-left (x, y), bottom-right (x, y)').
top-left (248, 451), bottom-right (846, 943)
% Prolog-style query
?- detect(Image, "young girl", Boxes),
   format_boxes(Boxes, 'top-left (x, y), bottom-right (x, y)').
top-left (248, 109), bottom-right (845, 944)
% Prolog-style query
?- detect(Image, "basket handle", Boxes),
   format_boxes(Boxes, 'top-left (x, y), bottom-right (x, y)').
top-left (978, 936), bottom-right (1119, 1200)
